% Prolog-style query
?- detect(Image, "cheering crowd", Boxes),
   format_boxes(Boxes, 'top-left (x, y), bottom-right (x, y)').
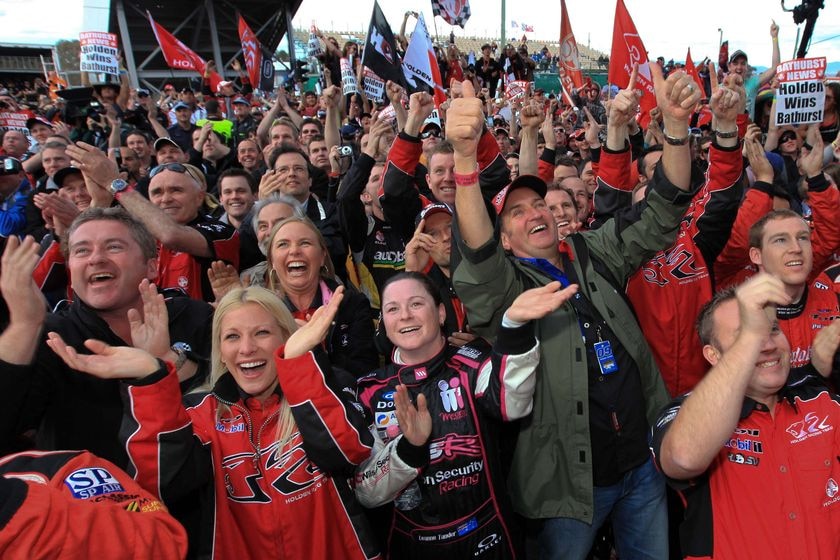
top-left (0, 12), bottom-right (840, 560)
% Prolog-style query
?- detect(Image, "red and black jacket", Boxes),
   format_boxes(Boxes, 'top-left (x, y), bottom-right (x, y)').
top-left (122, 349), bottom-right (379, 559)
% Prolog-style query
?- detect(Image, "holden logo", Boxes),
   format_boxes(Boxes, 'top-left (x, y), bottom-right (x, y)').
top-left (827, 478), bottom-right (838, 498)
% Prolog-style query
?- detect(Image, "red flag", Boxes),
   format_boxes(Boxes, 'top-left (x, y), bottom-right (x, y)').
top-left (558, 0), bottom-right (583, 106)
top-left (238, 15), bottom-right (261, 87)
top-left (684, 48), bottom-right (705, 94)
top-left (148, 12), bottom-right (221, 89)
top-left (718, 40), bottom-right (729, 73)
top-left (608, 0), bottom-right (656, 126)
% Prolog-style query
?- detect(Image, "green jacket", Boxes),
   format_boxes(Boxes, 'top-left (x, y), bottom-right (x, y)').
top-left (452, 167), bottom-right (694, 522)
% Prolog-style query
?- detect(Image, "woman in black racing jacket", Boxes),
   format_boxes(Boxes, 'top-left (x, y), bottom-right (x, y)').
top-left (353, 272), bottom-right (578, 559)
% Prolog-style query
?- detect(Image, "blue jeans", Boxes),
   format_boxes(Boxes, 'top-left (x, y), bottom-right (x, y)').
top-left (537, 459), bottom-right (668, 560)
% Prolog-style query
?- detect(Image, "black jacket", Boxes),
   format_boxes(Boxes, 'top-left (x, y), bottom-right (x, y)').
top-left (0, 295), bottom-right (213, 468)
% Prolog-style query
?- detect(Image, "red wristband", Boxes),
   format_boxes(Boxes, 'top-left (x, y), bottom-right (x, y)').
top-left (454, 170), bottom-right (479, 186)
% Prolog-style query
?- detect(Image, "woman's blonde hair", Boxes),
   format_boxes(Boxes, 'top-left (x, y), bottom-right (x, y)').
top-left (265, 216), bottom-right (336, 295)
top-left (207, 286), bottom-right (299, 445)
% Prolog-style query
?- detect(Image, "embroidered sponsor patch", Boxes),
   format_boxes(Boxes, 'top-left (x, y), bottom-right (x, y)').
top-left (64, 467), bottom-right (125, 499)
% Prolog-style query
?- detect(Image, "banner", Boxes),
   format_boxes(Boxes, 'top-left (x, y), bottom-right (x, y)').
top-left (237, 15), bottom-right (275, 91)
top-left (775, 57), bottom-right (827, 125)
top-left (402, 13), bottom-right (446, 106)
top-left (608, 0), bottom-right (656, 125)
top-left (79, 32), bottom-right (119, 76)
top-left (148, 12), bottom-right (221, 90)
top-left (362, 67), bottom-right (385, 102)
top-left (558, 0), bottom-right (583, 107)
top-left (362, 1), bottom-right (404, 87)
top-left (341, 57), bottom-right (358, 96)
top-left (432, 0), bottom-right (471, 28)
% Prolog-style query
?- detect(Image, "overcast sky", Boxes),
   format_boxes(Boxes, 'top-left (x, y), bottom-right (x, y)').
top-left (2, 0), bottom-right (838, 68)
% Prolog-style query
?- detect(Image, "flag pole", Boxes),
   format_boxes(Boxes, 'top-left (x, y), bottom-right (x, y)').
top-left (431, 13), bottom-right (441, 45)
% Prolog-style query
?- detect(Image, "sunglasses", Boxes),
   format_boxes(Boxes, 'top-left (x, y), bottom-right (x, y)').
top-left (149, 162), bottom-right (203, 185)
top-left (780, 134), bottom-right (797, 143)
top-left (420, 129), bottom-right (441, 139)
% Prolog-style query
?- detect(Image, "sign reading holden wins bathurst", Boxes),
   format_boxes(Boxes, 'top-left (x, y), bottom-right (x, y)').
top-left (775, 57), bottom-right (827, 126)
top-left (79, 32), bottom-right (120, 76)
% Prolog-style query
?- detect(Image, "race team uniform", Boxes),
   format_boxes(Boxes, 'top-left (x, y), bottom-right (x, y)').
top-left (0, 450), bottom-right (187, 559)
top-left (121, 349), bottom-right (380, 559)
top-left (355, 327), bottom-right (541, 559)
top-left (651, 369), bottom-right (840, 559)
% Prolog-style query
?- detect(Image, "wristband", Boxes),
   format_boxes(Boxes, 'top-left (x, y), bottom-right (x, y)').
top-left (663, 131), bottom-right (689, 146)
top-left (454, 170), bottom-right (479, 186)
top-left (713, 128), bottom-right (738, 139)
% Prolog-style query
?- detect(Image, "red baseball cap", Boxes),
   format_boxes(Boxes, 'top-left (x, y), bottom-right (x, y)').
top-left (491, 175), bottom-right (548, 215)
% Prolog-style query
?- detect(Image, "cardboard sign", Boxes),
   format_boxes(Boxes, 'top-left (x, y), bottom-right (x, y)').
top-left (308, 28), bottom-right (322, 58)
top-left (0, 111), bottom-right (33, 133)
top-left (362, 67), bottom-right (385, 102)
top-left (505, 80), bottom-right (530, 102)
top-left (340, 57), bottom-right (358, 96)
top-left (79, 32), bottom-right (120, 76)
top-left (775, 57), bottom-right (827, 126)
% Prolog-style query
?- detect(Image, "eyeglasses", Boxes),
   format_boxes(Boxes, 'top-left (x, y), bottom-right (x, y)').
top-left (420, 129), bottom-right (441, 139)
top-left (150, 162), bottom-right (203, 185)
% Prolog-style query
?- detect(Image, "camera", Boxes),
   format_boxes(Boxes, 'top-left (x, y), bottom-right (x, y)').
top-left (0, 157), bottom-right (23, 176)
top-left (338, 145), bottom-right (353, 157)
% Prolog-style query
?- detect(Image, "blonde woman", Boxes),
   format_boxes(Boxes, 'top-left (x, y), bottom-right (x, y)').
top-left (45, 285), bottom-right (380, 559)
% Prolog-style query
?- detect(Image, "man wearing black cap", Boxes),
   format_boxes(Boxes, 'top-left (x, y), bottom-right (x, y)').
top-left (728, 20), bottom-right (780, 116)
top-left (450, 64), bottom-right (699, 558)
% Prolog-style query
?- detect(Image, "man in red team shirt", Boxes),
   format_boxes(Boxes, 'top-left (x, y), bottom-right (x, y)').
top-left (652, 273), bottom-right (840, 559)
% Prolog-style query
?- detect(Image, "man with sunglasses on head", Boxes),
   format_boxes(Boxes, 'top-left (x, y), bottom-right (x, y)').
top-left (67, 143), bottom-right (239, 303)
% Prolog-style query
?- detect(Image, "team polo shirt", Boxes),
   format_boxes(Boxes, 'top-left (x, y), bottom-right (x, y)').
top-left (651, 373), bottom-right (840, 559)
top-left (156, 214), bottom-right (239, 302)
top-left (777, 273), bottom-right (840, 369)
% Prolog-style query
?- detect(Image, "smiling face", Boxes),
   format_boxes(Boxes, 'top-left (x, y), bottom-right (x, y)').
top-left (749, 216), bottom-right (812, 299)
top-left (273, 152), bottom-right (312, 203)
top-left (427, 152), bottom-right (455, 205)
top-left (237, 140), bottom-right (261, 170)
top-left (148, 169), bottom-right (204, 225)
top-left (58, 173), bottom-right (92, 211)
top-left (269, 220), bottom-right (326, 297)
top-left (500, 187), bottom-right (558, 261)
top-left (67, 220), bottom-right (157, 315)
top-left (219, 175), bottom-right (255, 223)
top-left (381, 278), bottom-right (446, 364)
top-left (563, 177), bottom-right (591, 223)
top-left (219, 303), bottom-right (285, 401)
top-left (704, 298), bottom-right (790, 405)
top-left (545, 188), bottom-right (580, 238)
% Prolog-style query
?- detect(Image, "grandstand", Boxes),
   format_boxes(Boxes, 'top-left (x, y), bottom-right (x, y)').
top-left (290, 27), bottom-right (608, 72)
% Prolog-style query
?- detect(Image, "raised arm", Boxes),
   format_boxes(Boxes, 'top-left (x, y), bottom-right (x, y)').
top-left (322, 85), bottom-right (342, 151)
top-left (758, 21), bottom-right (781, 86)
top-left (517, 101), bottom-right (543, 175)
top-left (451, 81), bottom-right (493, 249)
top-left (656, 273), bottom-right (791, 480)
top-left (66, 142), bottom-right (214, 258)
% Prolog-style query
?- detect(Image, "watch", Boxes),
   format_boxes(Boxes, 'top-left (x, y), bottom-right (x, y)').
top-left (170, 342), bottom-right (192, 370)
top-left (109, 178), bottom-right (130, 196)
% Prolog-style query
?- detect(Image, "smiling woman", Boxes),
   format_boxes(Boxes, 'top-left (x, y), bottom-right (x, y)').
top-left (44, 285), bottom-right (380, 559)
top-left (266, 216), bottom-right (378, 377)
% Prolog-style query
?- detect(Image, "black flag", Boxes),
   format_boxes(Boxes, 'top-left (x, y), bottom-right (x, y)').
top-left (259, 47), bottom-right (276, 91)
top-left (362, 0), bottom-right (404, 87)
